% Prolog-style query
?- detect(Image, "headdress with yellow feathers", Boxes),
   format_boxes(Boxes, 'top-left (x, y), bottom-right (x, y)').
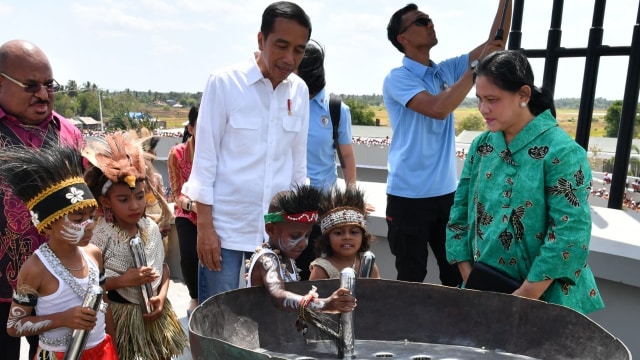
top-left (82, 130), bottom-right (150, 196)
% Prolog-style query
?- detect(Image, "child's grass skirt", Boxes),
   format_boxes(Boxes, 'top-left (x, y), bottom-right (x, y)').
top-left (111, 299), bottom-right (188, 360)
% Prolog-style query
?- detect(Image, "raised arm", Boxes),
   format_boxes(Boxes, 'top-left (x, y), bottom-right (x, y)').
top-left (407, 1), bottom-right (512, 119)
top-left (469, 0), bottom-right (512, 62)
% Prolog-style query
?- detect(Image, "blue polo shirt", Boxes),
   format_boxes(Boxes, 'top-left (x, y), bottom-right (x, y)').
top-left (306, 88), bottom-right (353, 190)
top-left (383, 54), bottom-right (469, 198)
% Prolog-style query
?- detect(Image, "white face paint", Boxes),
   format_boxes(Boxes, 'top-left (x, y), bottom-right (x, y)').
top-left (60, 215), bottom-right (93, 244)
top-left (277, 233), bottom-right (308, 253)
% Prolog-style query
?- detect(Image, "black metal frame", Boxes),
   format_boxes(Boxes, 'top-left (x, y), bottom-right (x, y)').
top-left (509, 0), bottom-right (640, 209)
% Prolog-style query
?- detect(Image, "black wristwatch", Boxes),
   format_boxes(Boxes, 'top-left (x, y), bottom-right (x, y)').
top-left (185, 200), bottom-right (193, 212)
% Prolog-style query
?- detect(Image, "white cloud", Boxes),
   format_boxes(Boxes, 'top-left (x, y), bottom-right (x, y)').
top-left (71, 3), bottom-right (157, 31)
top-left (1, 0), bottom-right (637, 98)
top-left (140, 0), bottom-right (176, 14)
top-left (150, 35), bottom-right (186, 55)
top-left (0, 3), bottom-right (14, 15)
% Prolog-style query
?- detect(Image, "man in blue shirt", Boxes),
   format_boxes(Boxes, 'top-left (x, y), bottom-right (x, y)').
top-left (302, 42), bottom-right (356, 191)
top-left (382, 2), bottom-right (510, 285)
top-left (296, 40), bottom-right (357, 280)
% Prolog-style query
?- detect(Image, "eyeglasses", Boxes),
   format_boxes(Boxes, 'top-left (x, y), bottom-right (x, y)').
top-left (0, 72), bottom-right (60, 93)
top-left (399, 17), bottom-right (433, 34)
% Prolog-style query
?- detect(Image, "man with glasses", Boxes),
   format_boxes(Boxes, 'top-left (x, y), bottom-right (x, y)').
top-left (382, 2), bottom-right (511, 286)
top-left (0, 39), bottom-right (83, 360)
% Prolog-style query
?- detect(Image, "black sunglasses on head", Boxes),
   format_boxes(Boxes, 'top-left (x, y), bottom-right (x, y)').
top-left (399, 17), bottom-right (433, 34)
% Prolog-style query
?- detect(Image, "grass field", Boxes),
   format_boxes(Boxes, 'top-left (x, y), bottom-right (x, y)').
top-left (374, 106), bottom-right (608, 138)
top-left (158, 105), bottom-right (608, 139)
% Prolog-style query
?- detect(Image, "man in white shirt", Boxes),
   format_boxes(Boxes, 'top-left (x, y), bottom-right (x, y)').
top-left (183, 1), bottom-right (311, 303)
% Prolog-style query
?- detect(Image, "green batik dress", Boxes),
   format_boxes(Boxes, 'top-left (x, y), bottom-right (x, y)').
top-left (446, 110), bottom-right (604, 314)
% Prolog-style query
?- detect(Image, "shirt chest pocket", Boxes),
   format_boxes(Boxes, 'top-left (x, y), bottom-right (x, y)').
top-left (282, 115), bottom-right (303, 133)
top-left (228, 115), bottom-right (260, 150)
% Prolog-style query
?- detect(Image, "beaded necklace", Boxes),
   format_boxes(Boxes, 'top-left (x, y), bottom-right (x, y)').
top-left (109, 221), bottom-right (147, 243)
top-left (247, 242), bottom-right (300, 282)
top-left (63, 256), bottom-right (86, 272)
top-left (39, 243), bottom-right (106, 347)
top-left (40, 244), bottom-right (98, 301)
top-left (266, 243), bottom-right (300, 282)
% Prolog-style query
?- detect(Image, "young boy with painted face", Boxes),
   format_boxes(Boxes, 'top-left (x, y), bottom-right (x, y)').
top-left (246, 185), bottom-right (356, 314)
top-left (0, 145), bottom-right (117, 360)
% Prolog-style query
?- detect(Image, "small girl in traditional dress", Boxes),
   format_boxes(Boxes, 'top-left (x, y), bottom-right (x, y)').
top-left (1, 144), bottom-right (118, 360)
top-left (83, 131), bottom-right (187, 360)
top-left (309, 187), bottom-right (380, 280)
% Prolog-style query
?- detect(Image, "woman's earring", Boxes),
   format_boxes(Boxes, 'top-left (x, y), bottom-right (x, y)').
top-left (104, 207), bottom-right (113, 223)
top-left (520, 101), bottom-right (527, 108)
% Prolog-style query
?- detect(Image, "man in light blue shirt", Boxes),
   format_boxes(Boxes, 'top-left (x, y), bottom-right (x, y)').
top-left (296, 41), bottom-right (357, 280)
top-left (383, 2), bottom-right (510, 285)
top-left (306, 89), bottom-right (354, 190)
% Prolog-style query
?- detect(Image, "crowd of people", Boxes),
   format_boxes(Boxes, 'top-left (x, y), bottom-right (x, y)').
top-left (591, 178), bottom-right (640, 212)
top-left (0, 1), bottom-right (616, 359)
top-left (352, 136), bottom-right (390, 147)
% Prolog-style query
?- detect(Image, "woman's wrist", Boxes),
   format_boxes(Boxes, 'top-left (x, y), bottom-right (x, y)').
top-left (180, 196), bottom-right (192, 212)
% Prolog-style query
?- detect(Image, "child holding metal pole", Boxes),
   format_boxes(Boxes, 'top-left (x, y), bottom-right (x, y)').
top-left (1, 144), bottom-right (117, 359)
top-left (84, 131), bottom-right (187, 360)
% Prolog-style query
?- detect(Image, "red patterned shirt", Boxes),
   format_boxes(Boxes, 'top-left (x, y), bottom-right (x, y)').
top-left (167, 136), bottom-right (197, 224)
top-left (0, 108), bottom-right (83, 302)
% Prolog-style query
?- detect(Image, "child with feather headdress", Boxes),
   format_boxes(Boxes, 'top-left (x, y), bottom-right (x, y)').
top-left (0, 144), bottom-right (118, 360)
top-left (83, 131), bottom-right (187, 360)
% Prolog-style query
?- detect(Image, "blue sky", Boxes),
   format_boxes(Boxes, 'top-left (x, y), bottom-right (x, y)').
top-left (1, 0), bottom-right (637, 99)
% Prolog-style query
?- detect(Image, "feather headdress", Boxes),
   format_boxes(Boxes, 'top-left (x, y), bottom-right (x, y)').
top-left (0, 144), bottom-right (97, 233)
top-left (82, 130), bottom-right (150, 194)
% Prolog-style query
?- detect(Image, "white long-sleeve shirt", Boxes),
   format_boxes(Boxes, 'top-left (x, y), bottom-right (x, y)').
top-left (183, 57), bottom-right (309, 252)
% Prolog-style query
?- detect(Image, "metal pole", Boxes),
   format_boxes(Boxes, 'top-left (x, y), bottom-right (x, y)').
top-left (98, 90), bottom-right (104, 132)
top-left (541, 0), bottom-right (565, 98)
top-left (63, 285), bottom-right (103, 360)
top-left (508, 0), bottom-right (525, 50)
top-left (609, 4), bottom-right (640, 209)
top-left (130, 236), bottom-right (154, 314)
top-left (358, 251), bottom-right (376, 278)
top-left (574, 0), bottom-right (606, 151)
top-left (339, 268), bottom-right (356, 359)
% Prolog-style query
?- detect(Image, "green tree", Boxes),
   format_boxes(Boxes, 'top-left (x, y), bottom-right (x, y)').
top-left (52, 93), bottom-right (77, 118)
top-left (603, 100), bottom-right (640, 138)
top-left (457, 113), bottom-right (485, 135)
top-left (344, 98), bottom-right (375, 126)
top-left (66, 80), bottom-right (78, 97)
top-left (604, 100), bottom-right (623, 137)
top-left (589, 145), bottom-right (602, 171)
top-left (76, 92), bottom-right (100, 119)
